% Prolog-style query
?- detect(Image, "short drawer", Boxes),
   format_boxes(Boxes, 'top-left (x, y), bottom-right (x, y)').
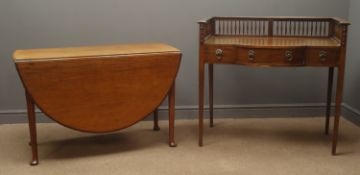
top-left (306, 48), bottom-right (339, 66)
top-left (205, 46), bottom-right (237, 64)
top-left (237, 48), bottom-right (305, 66)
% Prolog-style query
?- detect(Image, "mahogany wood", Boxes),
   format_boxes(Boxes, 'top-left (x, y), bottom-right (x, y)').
top-left (26, 91), bottom-right (38, 166)
top-left (14, 43), bottom-right (181, 165)
top-left (14, 43), bottom-right (180, 60)
top-left (199, 28), bottom-right (205, 146)
top-left (209, 64), bottom-right (214, 128)
top-left (332, 25), bottom-right (348, 155)
top-left (168, 83), bottom-right (177, 147)
top-left (153, 108), bottom-right (160, 131)
top-left (198, 16), bottom-right (350, 155)
top-left (15, 43), bottom-right (181, 132)
top-left (325, 68), bottom-right (334, 135)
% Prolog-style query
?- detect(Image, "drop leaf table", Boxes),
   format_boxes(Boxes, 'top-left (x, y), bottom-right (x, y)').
top-left (13, 43), bottom-right (181, 165)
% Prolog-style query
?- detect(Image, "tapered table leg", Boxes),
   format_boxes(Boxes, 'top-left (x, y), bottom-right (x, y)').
top-left (199, 61), bottom-right (205, 146)
top-left (153, 108), bottom-right (160, 131)
top-left (325, 67), bottom-right (334, 135)
top-left (168, 83), bottom-right (177, 147)
top-left (332, 66), bottom-right (345, 155)
top-left (26, 91), bottom-right (39, 166)
top-left (209, 64), bottom-right (214, 128)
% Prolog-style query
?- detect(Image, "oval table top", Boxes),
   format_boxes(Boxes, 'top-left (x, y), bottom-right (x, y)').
top-left (14, 43), bottom-right (181, 133)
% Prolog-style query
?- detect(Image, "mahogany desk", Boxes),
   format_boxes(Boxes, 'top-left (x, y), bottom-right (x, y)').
top-left (13, 43), bottom-right (181, 165)
top-left (198, 16), bottom-right (350, 155)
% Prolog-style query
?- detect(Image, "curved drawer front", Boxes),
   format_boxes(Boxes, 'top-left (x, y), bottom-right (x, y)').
top-left (205, 45), bottom-right (306, 66)
top-left (16, 53), bottom-right (181, 133)
top-left (204, 45), bottom-right (341, 67)
top-left (306, 48), bottom-right (339, 66)
top-left (237, 47), bottom-right (305, 66)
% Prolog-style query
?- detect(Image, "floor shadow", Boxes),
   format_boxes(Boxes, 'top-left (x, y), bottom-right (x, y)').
top-left (39, 128), bottom-right (167, 160)
top-left (204, 119), bottom-right (359, 146)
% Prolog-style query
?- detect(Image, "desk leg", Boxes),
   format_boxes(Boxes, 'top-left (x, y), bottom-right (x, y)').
top-left (26, 91), bottom-right (39, 166)
top-left (332, 66), bottom-right (345, 155)
top-left (209, 64), bottom-right (214, 128)
top-left (199, 61), bottom-right (205, 146)
top-left (168, 83), bottom-right (177, 147)
top-left (325, 67), bottom-right (334, 135)
top-left (153, 108), bottom-right (160, 131)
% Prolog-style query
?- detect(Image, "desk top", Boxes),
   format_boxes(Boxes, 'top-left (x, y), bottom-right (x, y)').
top-left (204, 36), bottom-right (340, 48)
top-left (14, 43), bottom-right (180, 61)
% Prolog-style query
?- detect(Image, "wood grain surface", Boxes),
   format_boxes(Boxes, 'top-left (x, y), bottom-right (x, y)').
top-left (14, 43), bottom-right (179, 61)
top-left (15, 44), bottom-right (181, 133)
top-left (198, 16), bottom-right (350, 155)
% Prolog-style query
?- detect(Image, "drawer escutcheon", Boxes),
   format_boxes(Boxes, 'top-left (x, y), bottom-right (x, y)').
top-left (319, 50), bottom-right (328, 62)
top-left (248, 50), bottom-right (256, 61)
top-left (215, 49), bottom-right (223, 60)
top-left (285, 50), bottom-right (294, 62)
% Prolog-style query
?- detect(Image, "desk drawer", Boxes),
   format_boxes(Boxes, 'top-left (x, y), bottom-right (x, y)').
top-left (306, 48), bottom-right (339, 66)
top-left (238, 48), bottom-right (305, 66)
top-left (205, 46), bottom-right (237, 64)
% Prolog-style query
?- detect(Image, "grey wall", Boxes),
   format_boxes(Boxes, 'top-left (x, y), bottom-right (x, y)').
top-left (344, 0), bottom-right (360, 114)
top-left (0, 0), bottom-right (351, 117)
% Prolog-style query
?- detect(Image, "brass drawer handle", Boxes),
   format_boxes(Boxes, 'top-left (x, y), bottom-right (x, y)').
top-left (215, 49), bottom-right (223, 60)
top-left (319, 50), bottom-right (327, 62)
top-left (248, 50), bottom-right (255, 61)
top-left (285, 50), bottom-right (294, 62)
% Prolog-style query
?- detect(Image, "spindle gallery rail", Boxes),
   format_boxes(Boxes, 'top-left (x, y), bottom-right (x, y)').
top-left (199, 16), bottom-right (350, 41)
top-left (198, 16), bottom-right (350, 156)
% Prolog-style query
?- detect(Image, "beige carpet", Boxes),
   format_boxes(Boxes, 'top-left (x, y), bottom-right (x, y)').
top-left (1, 117), bottom-right (359, 175)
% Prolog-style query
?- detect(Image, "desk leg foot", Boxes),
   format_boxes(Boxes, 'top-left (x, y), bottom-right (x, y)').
top-left (169, 141), bottom-right (177, 147)
top-left (153, 126), bottom-right (160, 131)
top-left (153, 109), bottom-right (160, 131)
top-left (26, 91), bottom-right (39, 166)
top-left (30, 160), bottom-right (39, 166)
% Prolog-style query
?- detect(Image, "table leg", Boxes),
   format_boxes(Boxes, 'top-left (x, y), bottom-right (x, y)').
top-left (325, 67), bottom-right (334, 135)
top-left (209, 64), bottom-right (214, 128)
top-left (332, 66), bottom-right (345, 155)
top-left (168, 83), bottom-right (177, 147)
top-left (153, 108), bottom-right (160, 131)
top-left (199, 61), bottom-right (205, 146)
top-left (26, 91), bottom-right (39, 166)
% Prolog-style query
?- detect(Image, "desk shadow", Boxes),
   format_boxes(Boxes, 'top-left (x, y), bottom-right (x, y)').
top-left (334, 151), bottom-right (354, 156)
top-left (205, 120), bottom-right (359, 146)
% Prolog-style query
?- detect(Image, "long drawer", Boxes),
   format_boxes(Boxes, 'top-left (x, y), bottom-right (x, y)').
top-left (205, 45), bottom-right (305, 66)
top-left (237, 47), bottom-right (305, 66)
